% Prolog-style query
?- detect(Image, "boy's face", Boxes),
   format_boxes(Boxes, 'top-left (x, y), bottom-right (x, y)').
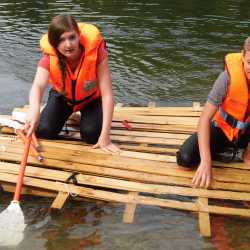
top-left (243, 51), bottom-right (250, 80)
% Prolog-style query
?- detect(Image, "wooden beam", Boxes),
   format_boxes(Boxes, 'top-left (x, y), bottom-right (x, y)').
top-left (197, 197), bottom-right (211, 237)
top-left (123, 192), bottom-right (139, 223)
top-left (51, 191), bottom-right (69, 209)
top-left (1, 172), bottom-right (250, 218)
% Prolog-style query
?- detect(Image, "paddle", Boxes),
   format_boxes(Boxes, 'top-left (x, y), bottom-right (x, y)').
top-left (0, 134), bottom-right (32, 247)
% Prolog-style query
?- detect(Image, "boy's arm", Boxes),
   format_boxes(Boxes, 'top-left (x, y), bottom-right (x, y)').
top-left (192, 102), bottom-right (218, 188)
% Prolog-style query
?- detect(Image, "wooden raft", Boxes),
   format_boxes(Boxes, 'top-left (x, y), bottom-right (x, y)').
top-left (0, 102), bottom-right (250, 237)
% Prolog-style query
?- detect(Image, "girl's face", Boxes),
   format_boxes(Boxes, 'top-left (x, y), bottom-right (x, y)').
top-left (57, 30), bottom-right (81, 60)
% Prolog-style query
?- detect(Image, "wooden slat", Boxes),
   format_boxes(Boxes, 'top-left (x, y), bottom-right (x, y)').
top-left (2, 139), bottom-right (250, 189)
top-left (51, 191), bottom-right (69, 209)
top-left (111, 134), bottom-right (184, 145)
top-left (112, 114), bottom-right (199, 126)
top-left (2, 139), bottom-right (250, 186)
top-left (1, 183), bottom-right (57, 198)
top-left (1, 172), bottom-right (250, 218)
top-left (110, 129), bottom-right (189, 140)
top-left (123, 192), bottom-right (138, 223)
top-left (197, 197), bottom-right (211, 237)
top-left (1, 162), bottom-right (250, 203)
top-left (112, 121), bottom-right (196, 133)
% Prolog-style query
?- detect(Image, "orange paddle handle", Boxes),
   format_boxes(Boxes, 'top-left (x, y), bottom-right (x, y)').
top-left (13, 135), bottom-right (32, 201)
top-left (32, 133), bottom-right (41, 151)
top-left (16, 129), bottom-right (43, 161)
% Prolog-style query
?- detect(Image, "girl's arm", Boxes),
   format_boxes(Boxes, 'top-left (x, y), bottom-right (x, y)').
top-left (93, 56), bottom-right (120, 153)
top-left (25, 67), bottom-right (49, 136)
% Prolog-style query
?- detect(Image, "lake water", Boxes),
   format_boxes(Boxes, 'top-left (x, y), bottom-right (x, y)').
top-left (1, 0), bottom-right (250, 249)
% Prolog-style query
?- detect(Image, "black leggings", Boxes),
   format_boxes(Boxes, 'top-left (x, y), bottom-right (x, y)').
top-left (37, 89), bottom-right (102, 144)
top-left (176, 123), bottom-right (250, 168)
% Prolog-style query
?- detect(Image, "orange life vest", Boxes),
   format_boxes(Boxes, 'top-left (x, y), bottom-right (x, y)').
top-left (40, 23), bottom-right (102, 111)
top-left (213, 53), bottom-right (249, 141)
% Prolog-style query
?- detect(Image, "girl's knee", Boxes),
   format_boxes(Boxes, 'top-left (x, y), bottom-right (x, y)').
top-left (80, 127), bottom-right (100, 144)
top-left (36, 124), bottom-right (59, 139)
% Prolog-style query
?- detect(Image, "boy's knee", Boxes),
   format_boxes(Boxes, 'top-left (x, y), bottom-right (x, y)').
top-left (176, 150), bottom-right (198, 168)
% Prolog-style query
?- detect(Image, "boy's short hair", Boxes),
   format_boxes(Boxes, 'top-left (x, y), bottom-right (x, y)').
top-left (243, 37), bottom-right (250, 55)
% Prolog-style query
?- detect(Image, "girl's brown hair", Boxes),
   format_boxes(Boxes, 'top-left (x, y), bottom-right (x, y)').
top-left (48, 15), bottom-right (80, 94)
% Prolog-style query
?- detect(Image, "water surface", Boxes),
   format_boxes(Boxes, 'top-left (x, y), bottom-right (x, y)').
top-left (1, 1), bottom-right (250, 249)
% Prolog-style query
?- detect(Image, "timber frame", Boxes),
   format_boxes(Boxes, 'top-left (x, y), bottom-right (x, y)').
top-left (0, 102), bottom-right (250, 237)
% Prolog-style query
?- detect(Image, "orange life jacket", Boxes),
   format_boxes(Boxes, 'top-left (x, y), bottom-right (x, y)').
top-left (40, 23), bottom-right (102, 111)
top-left (213, 53), bottom-right (249, 141)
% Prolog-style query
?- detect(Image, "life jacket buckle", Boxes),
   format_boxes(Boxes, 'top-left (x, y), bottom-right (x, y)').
top-left (226, 114), bottom-right (237, 128)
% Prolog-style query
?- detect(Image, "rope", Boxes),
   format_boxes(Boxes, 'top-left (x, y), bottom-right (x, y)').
top-left (62, 182), bottom-right (78, 197)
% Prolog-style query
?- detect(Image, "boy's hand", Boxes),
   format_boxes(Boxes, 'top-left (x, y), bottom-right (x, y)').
top-left (192, 162), bottom-right (212, 188)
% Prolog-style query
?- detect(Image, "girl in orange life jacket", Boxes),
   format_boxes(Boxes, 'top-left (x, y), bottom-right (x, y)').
top-left (25, 14), bottom-right (120, 153)
top-left (176, 37), bottom-right (250, 189)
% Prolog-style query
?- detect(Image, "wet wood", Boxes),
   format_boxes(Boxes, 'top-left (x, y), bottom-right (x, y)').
top-left (123, 192), bottom-right (138, 223)
top-left (51, 191), bottom-right (69, 209)
top-left (197, 197), bottom-right (211, 237)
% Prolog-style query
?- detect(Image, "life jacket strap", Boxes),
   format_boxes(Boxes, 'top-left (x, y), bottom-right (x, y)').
top-left (219, 108), bottom-right (249, 130)
top-left (65, 90), bottom-right (98, 106)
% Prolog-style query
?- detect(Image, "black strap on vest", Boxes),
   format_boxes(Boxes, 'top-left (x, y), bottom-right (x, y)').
top-left (219, 108), bottom-right (249, 130)
top-left (65, 90), bottom-right (98, 106)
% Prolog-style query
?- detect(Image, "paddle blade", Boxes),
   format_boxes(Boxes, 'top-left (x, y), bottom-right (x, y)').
top-left (0, 201), bottom-right (26, 246)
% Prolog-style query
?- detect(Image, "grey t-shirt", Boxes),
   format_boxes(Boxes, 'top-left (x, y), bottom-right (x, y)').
top-left (207, 71), bottom-right (229, 107)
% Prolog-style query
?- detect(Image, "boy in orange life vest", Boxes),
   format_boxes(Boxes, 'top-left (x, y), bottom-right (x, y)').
top-left (25, 14), bottom-right (120, 153)
top-left (176, 37), bottom-right (250, 189)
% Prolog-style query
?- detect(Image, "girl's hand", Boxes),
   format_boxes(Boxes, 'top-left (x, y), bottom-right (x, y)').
top-left (24, 110), bottom-right (40, 137)
top-left (93, 135), bottom-right (120, 153)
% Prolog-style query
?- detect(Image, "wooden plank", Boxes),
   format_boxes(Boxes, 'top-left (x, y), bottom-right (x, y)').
top-left (1, 183), bottom-right (57, 198)
top-left (112, 121), bottom-right (196, 133)
top-left (117, 144), bottom-right (178, 154)
top-left (2, 140), bottom-right (250, 188)
top-left (110, 129), bottom-right (189, 140)
top-left (197, 197), bottom-right (211, 237)
top-left (113, 110), bottom-right (201, 117)
top-left (0, 161), bottom-right (71, 182)
top-left (51, 191), bottom-right (69, 209)
top-left (0, 138), bottom-right (190, 176)
top-left (114, 106), bottom-right (203, 112)
top-left (111, 134), bottom-right (184, 145)
top-left (112, 114), bottom-right (199, 126)
top-left (123, 192), bottom-right (138, 223)
top-left (3, 135), bottom-right (247, 169)
top-left (1, 162), bottom-right (250, 203)
top-left (1, 173), bottom-right (250, 218)
top-left (2, 149), bottom-right (250, 193)
top-left (0, 151), bottom-right (193, 186)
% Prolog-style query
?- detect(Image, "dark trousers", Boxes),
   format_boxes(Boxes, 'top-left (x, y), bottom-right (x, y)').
top-left (37, 89), bottom-right (102, 144)
top-left (176, 123), bottom-right (250, 167)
